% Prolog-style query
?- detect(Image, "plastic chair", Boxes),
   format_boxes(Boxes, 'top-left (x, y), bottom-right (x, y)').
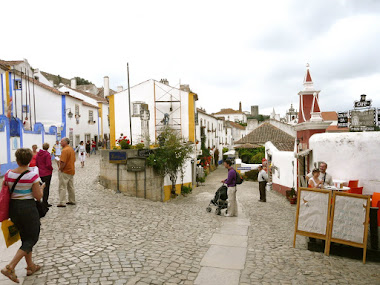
top-left (347, 187), bottom-right (363, 194)
top-left (371, 192), bottom-right (380, 207)
top-left (372, 193), bottom-right (380, 227)
top-left (348, 180), bottom-right (359, 188)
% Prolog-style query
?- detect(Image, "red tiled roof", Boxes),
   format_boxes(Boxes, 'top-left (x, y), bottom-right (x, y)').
top-left (65, 86), bottom-right (108, 103)
top-left (0, 59), bottom-right (24, 67)
top-left (82, 101), bottom-right (99, 109)
top-left (12, 69), bottom-right (64, 96)
top-left (228, 121), bottom-right (246, 130)
top-left (236, 122), bottom-right (295, 151)
top-left (326, 125), bottom-right (349, 132)
top-left (322, 111), bottom-right (337, 121)
top-left (213, 108), bottom-right (245, 115)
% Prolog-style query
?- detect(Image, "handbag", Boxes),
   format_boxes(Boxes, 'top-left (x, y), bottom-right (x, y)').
top-left (0, 172), bottom-right (10, 222)
top-left (1, 219), bottom-right (20, 248)
top-left (35, 199), bottom-right (49, 218)
top-left (0, 170), bottom-right (29, 222)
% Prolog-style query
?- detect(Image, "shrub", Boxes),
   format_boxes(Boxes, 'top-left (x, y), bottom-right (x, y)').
top-left (181, 185), bottom-right (192, 194)
top-left (251, 152), bottom-right (265, 164)
top-left (244, 169), bottom-right (259, 181)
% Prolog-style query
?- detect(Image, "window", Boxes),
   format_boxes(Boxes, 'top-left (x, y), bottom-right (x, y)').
top-left (89, 110), bottom-right (94, 122)
top-left (75, 104), bottom-right (80, 116)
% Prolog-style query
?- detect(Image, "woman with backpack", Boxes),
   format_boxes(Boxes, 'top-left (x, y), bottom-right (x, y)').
top-left (221, 159), bottom-right (238, 217)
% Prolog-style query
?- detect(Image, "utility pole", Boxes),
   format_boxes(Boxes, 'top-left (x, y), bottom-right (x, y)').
top-left (127, 63), bottom-right (132, 145)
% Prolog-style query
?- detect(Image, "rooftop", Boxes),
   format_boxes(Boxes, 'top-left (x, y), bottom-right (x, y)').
top-left (213, 108), bottom-right (245, 115)
top-left (322, 111), bottom-right (338, 121)
top-left (236, 122), bottom-right (295, 151)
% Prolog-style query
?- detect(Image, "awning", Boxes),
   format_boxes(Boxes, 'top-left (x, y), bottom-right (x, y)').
top-left (224, 150), bottom-right (236, 156)
top-left (295, 149), bottom-right (312, 158)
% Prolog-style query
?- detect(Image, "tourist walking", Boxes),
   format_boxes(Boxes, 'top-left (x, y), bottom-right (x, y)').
top-left (29, 145), bottom-right (38, 167)
top-left (91, 140), bottom-right (97, 155)
top-left (76, 141), bottom-right (86, 168)
top-left (52, 140), bottom-right (62, 167)
top-left (221, 159), bottom-right (238, 217)
top-left (258, 165), bottom-right (268, 202)
top-left (57, 138), bottom-right (76, 207)
top-left (36, 143), bottom-right (53, 207)
top-left (85, 141), bottom-right (91, 157)
top-left (1, 148), bottom-right (45, 283)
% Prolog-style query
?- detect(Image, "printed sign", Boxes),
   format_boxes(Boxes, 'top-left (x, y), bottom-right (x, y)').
top-left (138, 149), bottom-right (153, 158)
top-left (337, 112), bottom-right (348, 128)
top-left (331, 195), bottom-right (367, 244)
top-left (350, 109), bottom-right (376, 131)
top-left (14, 79), bottom-right (22, 90)
top-left (109, 151), bottom-right (127, 164)
top-left (297, 190), bottom-right (330, 235)
top-left (354, 94), bottom-right (372, 108)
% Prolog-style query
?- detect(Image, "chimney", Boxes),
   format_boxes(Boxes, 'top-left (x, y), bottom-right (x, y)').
top-left (239, 101), bottom-right (242, 112)
top-left (104, 76), bottom-right (110, 98)
top-left (160, 78), bottom-right (169, 85)
top-left (117, 86), bottom-right (123, 92)
top-left (180, 84), bottom-right (190, 92)
top-left (71, 78), bottom-right (77, 89)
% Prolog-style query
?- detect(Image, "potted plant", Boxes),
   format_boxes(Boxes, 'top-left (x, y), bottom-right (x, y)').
top-left (288, 187), bottom-right (297, 204)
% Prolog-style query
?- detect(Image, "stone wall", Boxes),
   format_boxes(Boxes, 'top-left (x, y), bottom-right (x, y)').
top-left (99, 149), bottom-right (164, 202)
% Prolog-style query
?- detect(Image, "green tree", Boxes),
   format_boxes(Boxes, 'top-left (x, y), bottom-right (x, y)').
top-left (75, 77), bottom-right (93, 85)
top-left (147, 127), bottom-right (193, 197)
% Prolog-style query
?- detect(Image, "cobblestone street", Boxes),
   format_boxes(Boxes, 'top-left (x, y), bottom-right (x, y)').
top-left (1, 155), bottom-right (380, 284)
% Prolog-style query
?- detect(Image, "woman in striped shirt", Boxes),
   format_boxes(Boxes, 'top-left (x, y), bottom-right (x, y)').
top-left (1, 148), bottom-right (45, 283)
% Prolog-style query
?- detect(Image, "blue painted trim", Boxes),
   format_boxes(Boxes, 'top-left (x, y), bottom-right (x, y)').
top-left (47, 126), bottom-right (57, 136)
top-left (34, 122), bottom-right (44, 143)
top-left (61, 95), bottom-right (66, 138)
top-left (1, 74), bottom-right (4, 115)
top-left (0, 161), bottom-right (18, 177)
top-left (0, 115), bottom-right (11, 164)
top-left (97, 109), bottom-right (100, 138)
top-left (9, 72), bottom-right (13, 117)
top-left (19, 118), bottom-right (23, 148)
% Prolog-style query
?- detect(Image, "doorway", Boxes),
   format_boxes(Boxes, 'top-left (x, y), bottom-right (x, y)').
top-left (75, 135), bottom-right (80, 148)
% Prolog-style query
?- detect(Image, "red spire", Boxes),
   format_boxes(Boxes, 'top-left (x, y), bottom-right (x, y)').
top-left (304, 63), bottom-right (313, 83)
top-left (305, 69), bottom-right (312, 82)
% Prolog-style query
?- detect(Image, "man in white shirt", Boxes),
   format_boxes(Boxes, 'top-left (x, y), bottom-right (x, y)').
top-left (306, 162), bottom-right (333, 187)
top-left (258, 165), bottom-right (268, 202)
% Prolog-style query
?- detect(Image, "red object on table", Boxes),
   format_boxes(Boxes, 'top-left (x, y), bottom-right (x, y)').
top-left (348, 180), bottom-right (359, 188)
top-left (347, 187), bottom-right (363, 194)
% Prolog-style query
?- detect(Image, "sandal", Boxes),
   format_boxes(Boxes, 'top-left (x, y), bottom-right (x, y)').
top-left (1, 265), bottom-right (19, 283)
top-left (26, 264), bottom-right (41, 276)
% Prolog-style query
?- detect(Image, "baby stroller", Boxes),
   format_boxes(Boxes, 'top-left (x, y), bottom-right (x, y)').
top-left (206, 184), bottom-right (228, 215)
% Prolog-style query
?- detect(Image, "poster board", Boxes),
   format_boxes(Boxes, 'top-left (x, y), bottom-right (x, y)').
top-left (326, 192), bottom-right (370, 263)
top-left (293, 188), bottom-right (332, 254)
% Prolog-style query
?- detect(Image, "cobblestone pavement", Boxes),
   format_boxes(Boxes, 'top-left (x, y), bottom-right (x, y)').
top-left (237, 182), bottom-right (380, 285)
top-left (1, 156), bottom-right (379, 285)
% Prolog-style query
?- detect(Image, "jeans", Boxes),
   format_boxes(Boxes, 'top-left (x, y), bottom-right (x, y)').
top-left (41, 175), bottom-right (52, 205)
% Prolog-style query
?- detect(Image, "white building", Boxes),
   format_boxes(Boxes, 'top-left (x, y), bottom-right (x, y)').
top-left (109, 79), bottom-right (198, 200)
top-left (213, 102), bottom-right (248, 123)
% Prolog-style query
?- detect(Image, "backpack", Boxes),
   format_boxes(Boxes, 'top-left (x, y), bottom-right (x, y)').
top-left (235, 170), bottom-right (243, 185)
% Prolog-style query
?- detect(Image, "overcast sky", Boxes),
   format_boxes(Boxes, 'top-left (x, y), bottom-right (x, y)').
top-left (2, 0), bottom-right (380, 116)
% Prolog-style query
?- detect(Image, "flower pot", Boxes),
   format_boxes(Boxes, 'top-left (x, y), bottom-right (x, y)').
top-left (290, 197), bottom-right (297, 204)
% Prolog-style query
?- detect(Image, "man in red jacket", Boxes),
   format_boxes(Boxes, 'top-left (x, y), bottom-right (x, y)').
top-left (36, 142), bottom-right (53, 207)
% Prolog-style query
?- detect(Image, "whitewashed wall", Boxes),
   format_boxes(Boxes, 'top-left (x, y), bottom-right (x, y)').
top-left (0, 129), bottom-right (7, 164)
top-left (265, 141), bottom-right (297, 189)
top-left (59, 86), bottom-right (98, 106)
top-left (23, 132), bottom-right (43, 150)
top-left (101, 103), bottom-right (110, 138)
top-left (65, 96), bottom-right (99, 146)
top-left (114, 80), bottom-right (192, 145)
top-left (44, 134), bottom-right (57, 151)
top-left (309, 132), bottom-right (380, 195)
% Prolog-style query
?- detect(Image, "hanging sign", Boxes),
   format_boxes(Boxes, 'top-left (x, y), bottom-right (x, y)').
top-left (354, 94), bottom-right (372, 108)
top-left (337, 112), bottom-right (348, 128)
top-left (350, 109), bottom-right (376, 131)
top-left (14, 79), bottom-right (22, 90)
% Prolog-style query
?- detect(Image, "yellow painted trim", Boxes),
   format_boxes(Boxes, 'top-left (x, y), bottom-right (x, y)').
top-left (163, 182), bottom-right (192, 202)
top-left (98, 103), bottom-right (104, 138)
top-left (5, 71), bottom-right (10, 107)
top-left (188, 92), bottom-right (195, 142)
top-left (109, 95), bottom-right (116, 148)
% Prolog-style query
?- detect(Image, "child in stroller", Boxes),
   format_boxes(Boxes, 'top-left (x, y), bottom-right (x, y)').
top-left (206, 184), bottom-right (228, 215)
